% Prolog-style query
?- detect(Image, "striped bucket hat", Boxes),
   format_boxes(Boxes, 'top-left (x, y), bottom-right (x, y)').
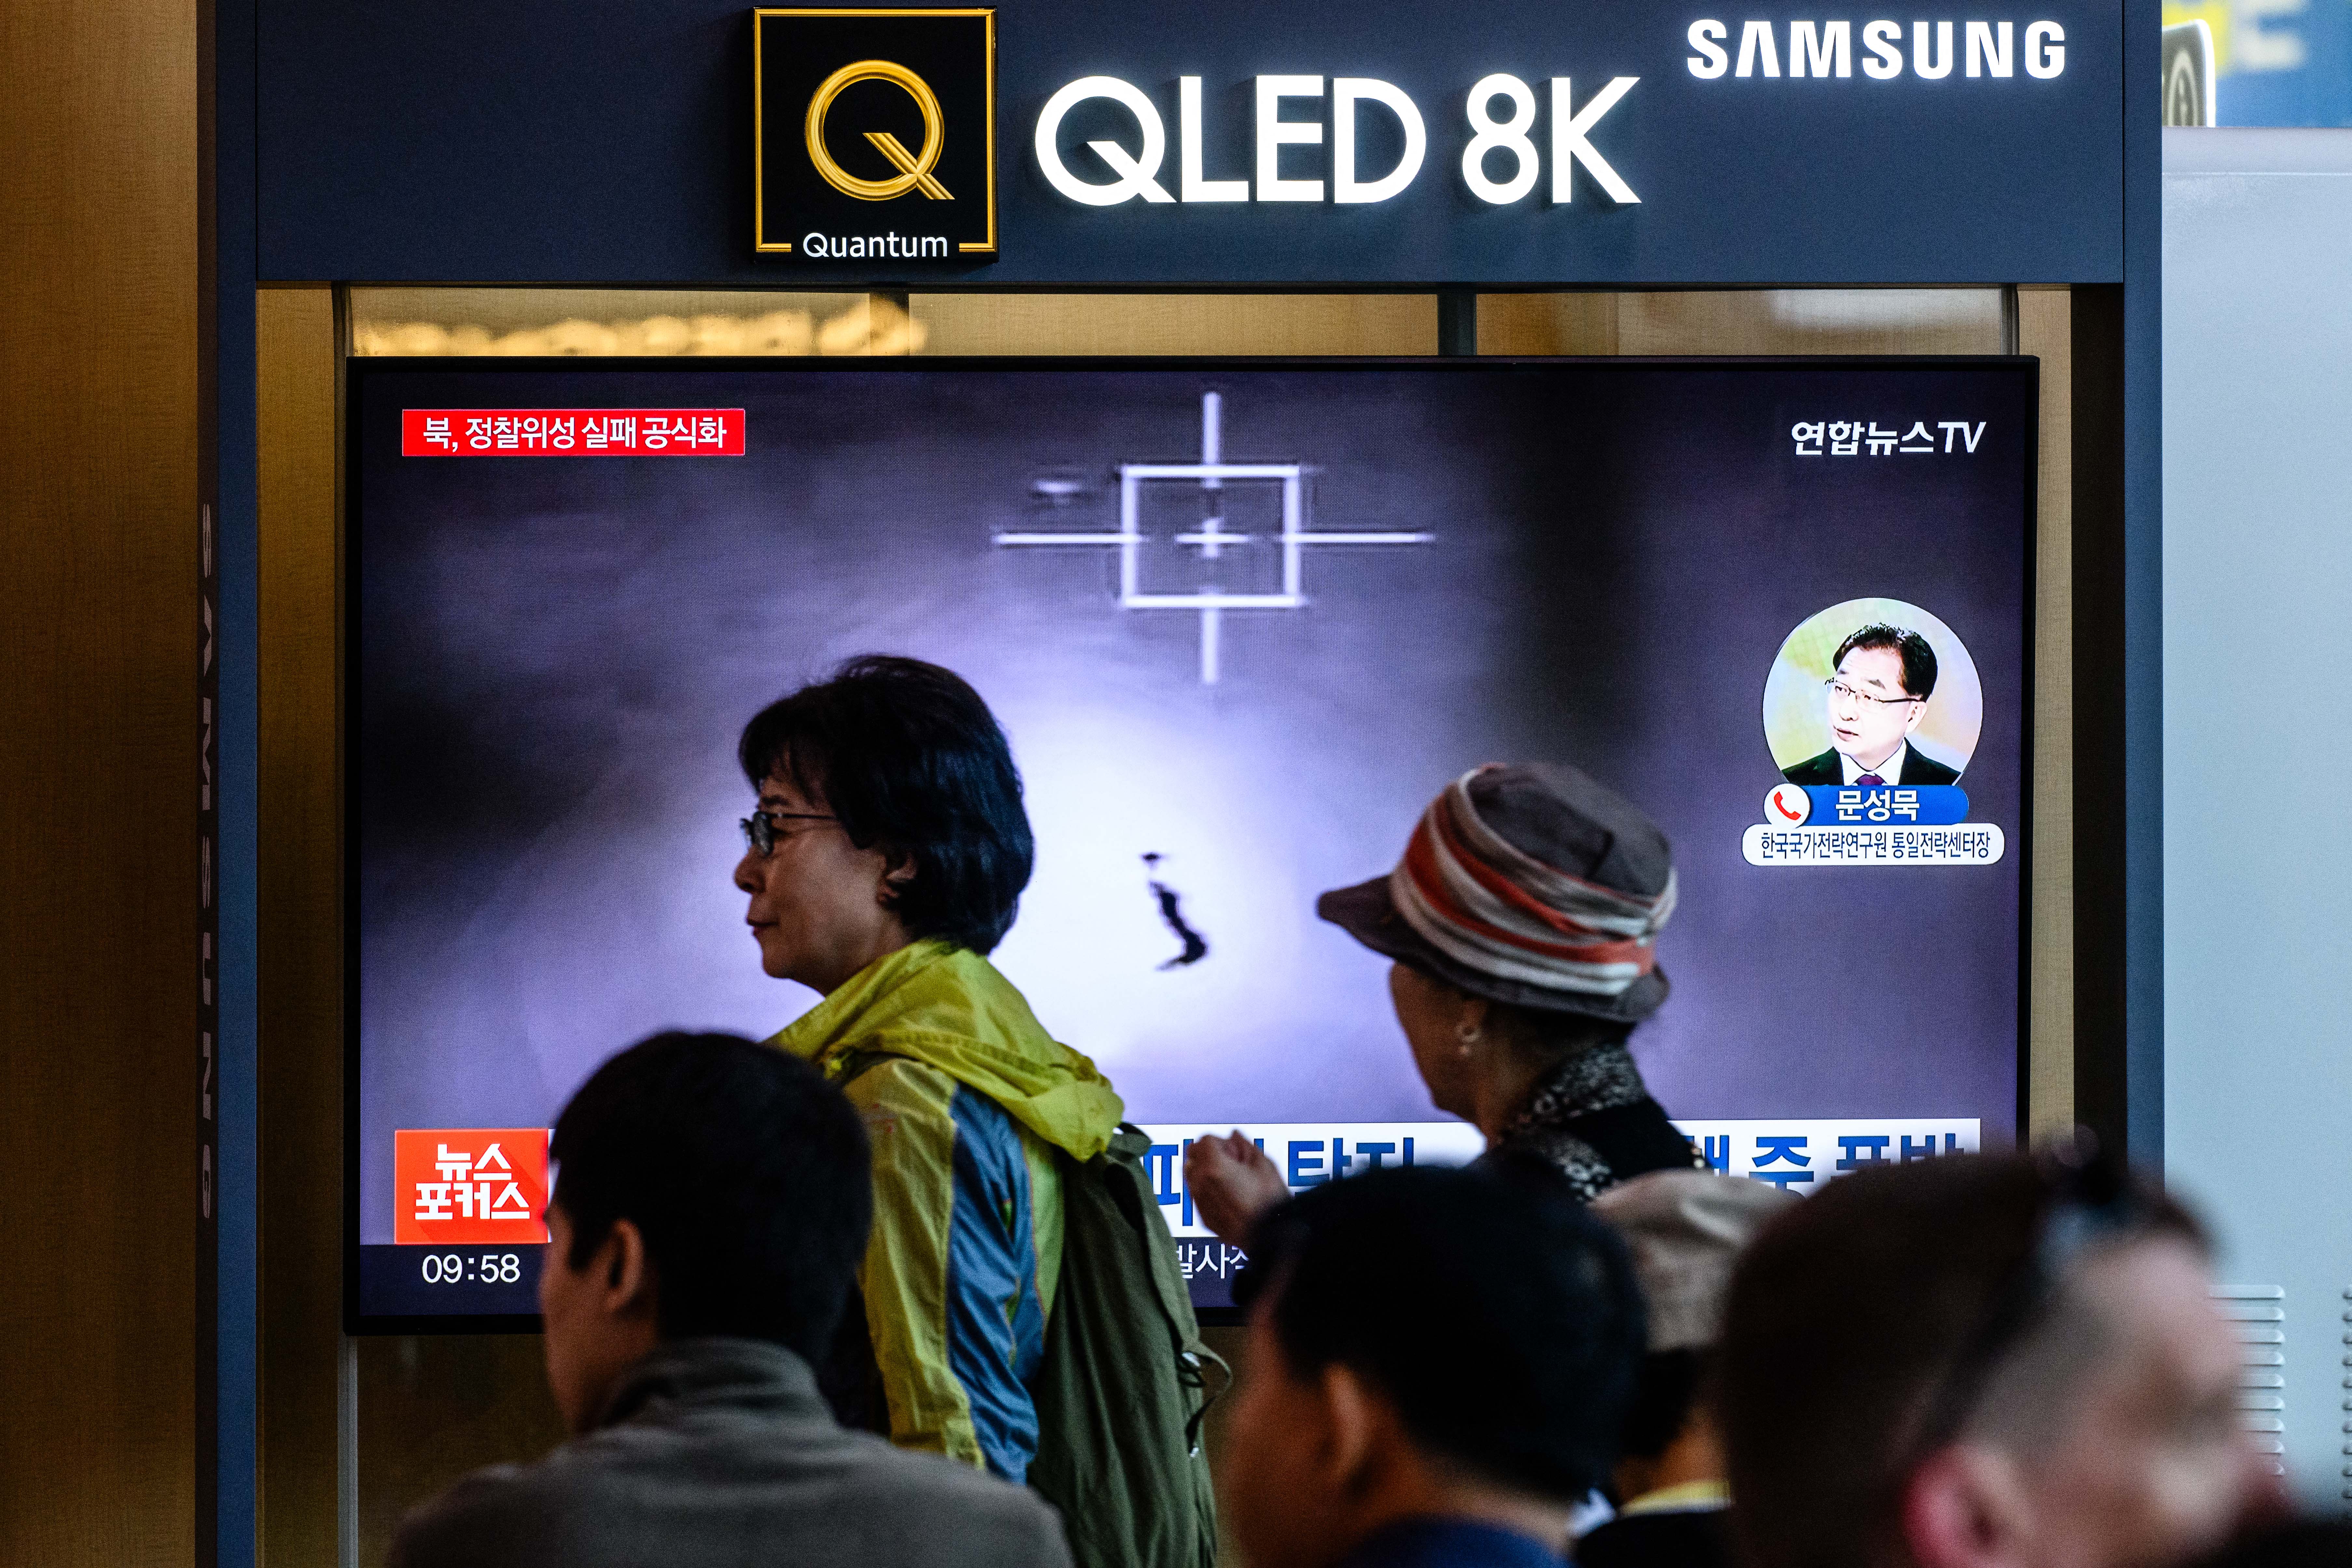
top-left (1316, 762), bottom-right (1678, 1023)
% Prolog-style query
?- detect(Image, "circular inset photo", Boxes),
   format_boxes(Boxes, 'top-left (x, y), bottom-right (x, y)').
top-left (1762, 598), bottom-right (1982, 785)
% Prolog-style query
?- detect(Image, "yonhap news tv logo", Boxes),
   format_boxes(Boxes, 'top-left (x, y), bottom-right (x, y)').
top-left (754, 8), bottom-right (998, 259)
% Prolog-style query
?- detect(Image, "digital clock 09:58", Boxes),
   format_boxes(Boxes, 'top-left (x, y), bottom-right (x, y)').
top-left (420, 1251), bottom-right (523, 1285)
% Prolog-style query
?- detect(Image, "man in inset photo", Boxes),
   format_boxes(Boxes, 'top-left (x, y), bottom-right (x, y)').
top-left (1781, 623), bottom-right (1962, 786)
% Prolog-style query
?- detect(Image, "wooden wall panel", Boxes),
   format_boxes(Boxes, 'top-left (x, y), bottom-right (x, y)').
top-left (346, 289), bottom-right (871, 357)
top-left (910, 293), bottom-right (1437, 355)
top-left (2019, 289), bottom-right (2075, 1139)
top-left (256, 284), bottom-right (344, 1568)
top-left (1477, 293), bottom-right (1620, 354)
top-left (1480, 290), bottom-right (2005, 356)
top-left (0, 0), bottom-right (200, 1562)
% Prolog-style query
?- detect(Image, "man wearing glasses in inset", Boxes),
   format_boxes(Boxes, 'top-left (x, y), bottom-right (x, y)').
top-left (1780, 623), bottom-right (1961, 787)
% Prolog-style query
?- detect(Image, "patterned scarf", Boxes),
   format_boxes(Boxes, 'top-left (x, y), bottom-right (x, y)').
top-left (1493, 1041), bottom-right (1659, 1201)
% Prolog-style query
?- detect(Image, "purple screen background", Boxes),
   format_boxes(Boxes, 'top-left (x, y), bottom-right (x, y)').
top-left (354, 361), bottom-right (2030, 1243)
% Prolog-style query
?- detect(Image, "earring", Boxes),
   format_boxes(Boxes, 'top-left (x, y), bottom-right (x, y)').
top-left (1455, 1022), bottom-right (1481, 1050)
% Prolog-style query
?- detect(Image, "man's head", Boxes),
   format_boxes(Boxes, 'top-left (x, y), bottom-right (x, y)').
top-left (540, 1031), bottom-right (871, 1432)
top-left (1221, 1163), bottom-right (1647, 1568)
top-left (1826, 624), bottom-right (1938, 771)
top-left (1719, 1149), bottom-right (2283, 1568)
top-left (733, 655), bottom-right (1032, 992)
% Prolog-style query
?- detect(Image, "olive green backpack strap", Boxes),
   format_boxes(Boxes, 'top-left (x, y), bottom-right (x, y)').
top-left (1027, 1125), bottom-right (1222, 1568)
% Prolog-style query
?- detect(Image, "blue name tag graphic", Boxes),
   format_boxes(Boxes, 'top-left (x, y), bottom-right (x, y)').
top-left (1807, 784), bottom-right (1968, 825)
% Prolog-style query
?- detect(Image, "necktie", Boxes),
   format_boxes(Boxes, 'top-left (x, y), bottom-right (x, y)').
top-left (1857, 773), bottom-right (1886, 787)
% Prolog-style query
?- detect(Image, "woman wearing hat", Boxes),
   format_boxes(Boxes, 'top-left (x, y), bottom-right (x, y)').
top-left (1185, 762), bottom-right (1702, 1242)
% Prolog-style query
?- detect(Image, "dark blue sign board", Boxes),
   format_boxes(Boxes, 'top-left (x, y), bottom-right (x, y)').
top-left (258, 0), bottom-right (2123, 284)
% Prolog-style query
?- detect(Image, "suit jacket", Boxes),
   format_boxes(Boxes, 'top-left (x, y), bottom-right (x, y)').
top-left (1343, 1519), bottom-right (1569, 1568)
top-left (1781, 746), bottom-right (1960, 787)
top-left (1576, 1507), bottom-right (1732, 1568)
top-left (389, 1338), bottom-right (1071, 1568)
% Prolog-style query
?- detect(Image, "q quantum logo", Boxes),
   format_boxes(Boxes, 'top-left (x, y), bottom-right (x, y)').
top-left (754, 7), bottom-right (996, 258)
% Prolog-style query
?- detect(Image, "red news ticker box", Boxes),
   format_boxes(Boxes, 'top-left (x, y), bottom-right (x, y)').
top-left (401, 408), bottom-right (745, 457)
top-left (393, 1128), bottom-right (551, 1245)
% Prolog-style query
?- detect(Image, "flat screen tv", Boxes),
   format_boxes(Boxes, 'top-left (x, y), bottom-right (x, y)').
top-left (346, 355), bottom-right (2032, 1329)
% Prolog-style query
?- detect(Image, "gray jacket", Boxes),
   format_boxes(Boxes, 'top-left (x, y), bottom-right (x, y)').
top-left (389, 1338), bottom-right (1073, 1568)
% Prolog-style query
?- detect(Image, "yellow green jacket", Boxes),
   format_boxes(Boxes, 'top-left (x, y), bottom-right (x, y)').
top-left (767, 939), bottom-right (1125, 1480)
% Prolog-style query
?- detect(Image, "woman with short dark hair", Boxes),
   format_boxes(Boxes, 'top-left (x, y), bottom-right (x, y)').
top-left (732, 655), bottom-right (1124, 1484)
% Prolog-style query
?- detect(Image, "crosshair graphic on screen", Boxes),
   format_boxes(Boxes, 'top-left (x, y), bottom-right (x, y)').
top-left (993, 390), bottom-right (1434, 683)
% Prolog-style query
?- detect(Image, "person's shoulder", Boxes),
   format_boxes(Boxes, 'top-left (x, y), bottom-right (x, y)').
top-left (838, 1054), bottom-right (960, 1122)
top-left (828, 1440), bottom-right (1074, 1565)
top-left (386, 1451), bottom-right (605, 1568)
top-left (394, 1417), bottom-right (1067, 1568)
top-left (1781, 749), bottom-right (1839, 784)
top-left (1903, 749), bottom-right (1961, 785)
top-left (391, 1421), bottom-right (745, 1562)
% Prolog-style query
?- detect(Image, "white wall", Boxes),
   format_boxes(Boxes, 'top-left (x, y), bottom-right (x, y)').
top-left (2164, 126), bottom-right (2352, 1512)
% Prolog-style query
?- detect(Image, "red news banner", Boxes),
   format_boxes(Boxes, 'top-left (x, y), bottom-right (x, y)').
top-left (401, 408), bottom-right (745, 457)
top-left (393, 1128), bottom-right (551, 1245)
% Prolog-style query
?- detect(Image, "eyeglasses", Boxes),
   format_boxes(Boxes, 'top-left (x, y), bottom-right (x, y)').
top-left (1825, 678), bottom-right (1923, 708)
top-left (739, 810), bottom-right (837, 857)
top-left (1901, 1137), bottom-right (2151, 1462)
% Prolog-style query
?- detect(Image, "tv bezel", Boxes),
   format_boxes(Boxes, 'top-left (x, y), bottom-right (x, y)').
top-left (341, 351), bottom-right (2038, 1335)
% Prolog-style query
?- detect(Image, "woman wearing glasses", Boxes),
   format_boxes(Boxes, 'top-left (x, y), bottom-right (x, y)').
top-left (731, 655), bottom-right (1123, 1487)
top-left (1779, 622), bottom-right (1961, 787)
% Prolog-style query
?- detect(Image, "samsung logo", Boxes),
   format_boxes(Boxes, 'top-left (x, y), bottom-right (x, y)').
top-left (1686, 19), bottom-right (2065, 79)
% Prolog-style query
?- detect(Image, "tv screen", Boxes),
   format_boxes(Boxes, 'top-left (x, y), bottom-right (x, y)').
top-left (346, 355), bottom-right (2031, 1329)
